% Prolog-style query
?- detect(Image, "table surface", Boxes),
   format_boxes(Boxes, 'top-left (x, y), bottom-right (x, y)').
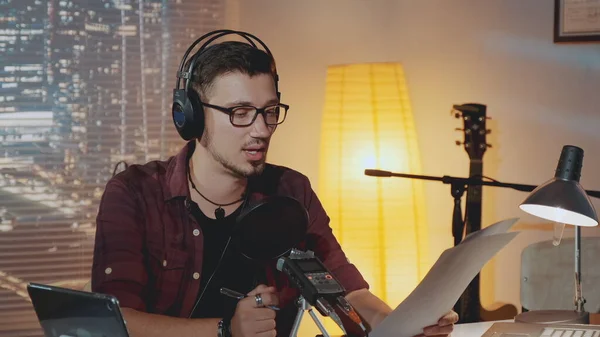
top-left (453, 320), bottom-right (505, 337)
top-left (452, 314), bottom-right (600, 337)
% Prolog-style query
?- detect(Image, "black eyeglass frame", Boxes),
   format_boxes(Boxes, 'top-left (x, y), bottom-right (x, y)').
top-left (200, 101), bottom-right (290, 127)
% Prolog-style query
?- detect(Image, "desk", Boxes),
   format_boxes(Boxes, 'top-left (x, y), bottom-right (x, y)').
top-left (452, 314), bottom-right (600, 337)
top-left (452, 320), bottom-right (509, 337)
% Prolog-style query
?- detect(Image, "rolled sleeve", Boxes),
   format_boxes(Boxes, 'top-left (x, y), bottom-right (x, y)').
top-left (92, 178), bottom-right (148, 312)
top-left (300, 176), bottom-right (369, 293)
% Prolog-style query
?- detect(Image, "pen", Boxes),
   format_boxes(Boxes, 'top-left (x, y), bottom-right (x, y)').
top-left (219, 287), bottom-right (280, 310)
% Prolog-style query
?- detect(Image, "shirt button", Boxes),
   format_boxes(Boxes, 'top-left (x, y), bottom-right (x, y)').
top-left (193, 229), bottom-right (200, 236)
top-left (105, 267), bottom-right (112, 275)
top-left (184, 198), bottom-right (191, 209)
top-left (193, 272), bottom-right (200, 280)
top-left (162, 260), bottom-right (167, 267)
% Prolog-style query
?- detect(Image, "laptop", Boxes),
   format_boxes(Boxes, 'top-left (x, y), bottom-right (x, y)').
top-left (27, 282), bottom-right (130, 337)
top-left (483, 322), bottom-right (600, 337)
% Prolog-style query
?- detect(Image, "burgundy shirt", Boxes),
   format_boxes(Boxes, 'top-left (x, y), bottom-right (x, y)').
top-left (91, 141), bottom-right (369, 334)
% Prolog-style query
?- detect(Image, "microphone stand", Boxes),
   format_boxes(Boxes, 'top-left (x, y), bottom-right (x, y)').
top-left (289, 296), bottom-right (331, 337)
top-left (364, 169), bottom-right (600, 322)
top-left (364, 169), bottom-right (600, 247)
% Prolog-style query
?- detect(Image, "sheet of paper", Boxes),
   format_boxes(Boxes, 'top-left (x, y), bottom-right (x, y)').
top-left (460, 217), bottom-right (519, 244)
top-left (369, 218), bottom-right (520, 337)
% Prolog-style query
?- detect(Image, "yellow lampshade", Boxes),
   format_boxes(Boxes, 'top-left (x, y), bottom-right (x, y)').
top-left (318, 62), bottom-right (429, 307)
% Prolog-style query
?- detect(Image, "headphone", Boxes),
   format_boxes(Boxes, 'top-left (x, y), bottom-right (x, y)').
top-left (172, 29), bottom-right (280, 141)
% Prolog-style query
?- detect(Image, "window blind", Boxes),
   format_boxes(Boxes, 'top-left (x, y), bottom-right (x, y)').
top-left (0, 1), bottom-right (224, 336)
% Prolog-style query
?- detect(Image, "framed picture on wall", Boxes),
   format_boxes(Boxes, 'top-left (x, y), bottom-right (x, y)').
top-left (554, 0), bottom-right (600, 42)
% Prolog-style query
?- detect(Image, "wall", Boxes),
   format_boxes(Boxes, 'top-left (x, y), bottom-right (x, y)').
top-left (231, 0), bottom-right (600, 316)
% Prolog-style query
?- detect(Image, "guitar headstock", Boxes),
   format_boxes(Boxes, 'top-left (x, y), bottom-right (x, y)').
top-left (452, 103), bottom-right (491, 160)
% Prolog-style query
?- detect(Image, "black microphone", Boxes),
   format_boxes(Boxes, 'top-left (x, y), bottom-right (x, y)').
top-left (233, 196), bottom-right (368, 335)
top-left (364, 169), bottom-right (392, 177)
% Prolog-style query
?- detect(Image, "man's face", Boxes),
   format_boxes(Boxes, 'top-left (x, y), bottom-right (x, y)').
top-left (199, 71), bottom-right (278, 178)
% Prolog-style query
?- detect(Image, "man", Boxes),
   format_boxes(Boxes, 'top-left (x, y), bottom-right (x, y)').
top-left (92, 30), bottom-right (458, 337)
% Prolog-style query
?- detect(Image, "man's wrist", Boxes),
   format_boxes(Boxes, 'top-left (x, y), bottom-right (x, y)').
top-left (218, 318), bottom-right (232, 337)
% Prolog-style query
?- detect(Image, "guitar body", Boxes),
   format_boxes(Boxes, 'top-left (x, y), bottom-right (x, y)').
top-left (452, 103), bottom-right (517, 323)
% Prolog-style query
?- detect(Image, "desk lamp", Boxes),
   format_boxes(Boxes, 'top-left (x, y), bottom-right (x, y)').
top-left (517, 145), bottom-right (599, 324)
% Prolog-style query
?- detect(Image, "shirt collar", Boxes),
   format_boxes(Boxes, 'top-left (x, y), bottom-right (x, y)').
top-left (164, 140), bottom-right (194, 201)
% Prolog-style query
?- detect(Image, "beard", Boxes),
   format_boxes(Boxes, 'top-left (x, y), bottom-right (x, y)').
top-left (199, 127), bottom-right (267, 178)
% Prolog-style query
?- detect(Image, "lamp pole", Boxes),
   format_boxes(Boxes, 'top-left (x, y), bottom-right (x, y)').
top-left (575, 225), bottom-right (585, 313)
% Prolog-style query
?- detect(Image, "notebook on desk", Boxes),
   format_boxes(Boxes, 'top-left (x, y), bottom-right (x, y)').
top-left (27, 282), bottom-right (130, 337)
top-left (483, 322), bottom-right (600, 337)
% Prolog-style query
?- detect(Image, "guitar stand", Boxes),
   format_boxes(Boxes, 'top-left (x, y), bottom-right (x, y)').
top-left (289, 296), bottom-right (332, 337)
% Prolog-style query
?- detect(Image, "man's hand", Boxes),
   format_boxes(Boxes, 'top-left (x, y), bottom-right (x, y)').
top-left (230, 284), bottom-right (279, 337)
top-left (415, 310), bottom-right (459, 337)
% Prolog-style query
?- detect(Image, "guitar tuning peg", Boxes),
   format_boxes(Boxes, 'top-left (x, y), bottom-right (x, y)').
top-left (487, 143), bottom-right (492, 148)
top-left (486, 129), bottom-right (491, 134)
top-left (486, 116), bottom-right (492, 120)
top-left (456, 141), bottom-right (471, 148)
top-left (455, 128), bottom-right (464, 131)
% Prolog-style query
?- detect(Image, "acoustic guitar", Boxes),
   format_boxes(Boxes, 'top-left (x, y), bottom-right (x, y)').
top-left (451, 103), bottom-right (517, 323)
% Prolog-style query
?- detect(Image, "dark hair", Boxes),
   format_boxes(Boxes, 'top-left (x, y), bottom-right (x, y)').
top-left (187, 41), bottom-right (277, 99)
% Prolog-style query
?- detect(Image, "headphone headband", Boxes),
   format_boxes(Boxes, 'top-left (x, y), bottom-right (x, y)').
top-left (175, 29), bottom-right (277, 92)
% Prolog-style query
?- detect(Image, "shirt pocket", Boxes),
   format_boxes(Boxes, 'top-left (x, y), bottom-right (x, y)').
top-left (149, 247), bottom-right (190, 315)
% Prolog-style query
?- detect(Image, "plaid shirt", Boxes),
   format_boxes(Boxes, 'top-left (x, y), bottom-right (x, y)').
top-left (91, 141), bottom-right (369, 334)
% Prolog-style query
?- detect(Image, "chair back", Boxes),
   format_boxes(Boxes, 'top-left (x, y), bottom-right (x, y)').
top-left (521, 237), bottom-right (600, 313)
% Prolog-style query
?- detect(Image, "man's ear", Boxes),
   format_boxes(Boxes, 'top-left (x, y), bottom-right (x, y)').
top-left (198, 110), bottom-right (212, 148)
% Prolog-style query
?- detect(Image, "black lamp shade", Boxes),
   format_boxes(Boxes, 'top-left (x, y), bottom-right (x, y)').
top-left (519, 145), bottom-right (598, 227)
top-left (519, 178), bottom-right (598, 227)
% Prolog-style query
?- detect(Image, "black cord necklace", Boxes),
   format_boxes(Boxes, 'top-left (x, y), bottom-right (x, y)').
top-left (187, 169), bottom-right (244, 220)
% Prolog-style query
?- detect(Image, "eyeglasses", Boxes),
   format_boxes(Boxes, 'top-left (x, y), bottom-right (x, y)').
top-left (200, 101), bottom-right (289, 127)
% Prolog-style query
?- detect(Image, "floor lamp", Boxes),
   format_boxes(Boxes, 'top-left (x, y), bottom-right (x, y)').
top-left (517, 145), bottom-right (599, 324)
top-left (318, 62), bottom-right (429, 309)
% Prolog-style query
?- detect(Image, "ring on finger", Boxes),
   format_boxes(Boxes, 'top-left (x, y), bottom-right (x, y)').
top-left (255, 294), bottom-right (264, 307)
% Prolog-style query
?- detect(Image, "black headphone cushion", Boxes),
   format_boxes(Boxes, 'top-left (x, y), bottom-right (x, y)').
top-left (186, 88), bottom-right (204, 138)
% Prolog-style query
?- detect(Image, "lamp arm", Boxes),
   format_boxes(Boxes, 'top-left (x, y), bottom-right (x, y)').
top-left (364, 169), bottom-right (600, 199)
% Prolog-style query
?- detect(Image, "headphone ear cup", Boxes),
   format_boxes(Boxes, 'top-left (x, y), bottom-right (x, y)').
top-left (172, 89), bottom-right (202, 141)
top-left (172, 89), bottom-right (189, 140)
